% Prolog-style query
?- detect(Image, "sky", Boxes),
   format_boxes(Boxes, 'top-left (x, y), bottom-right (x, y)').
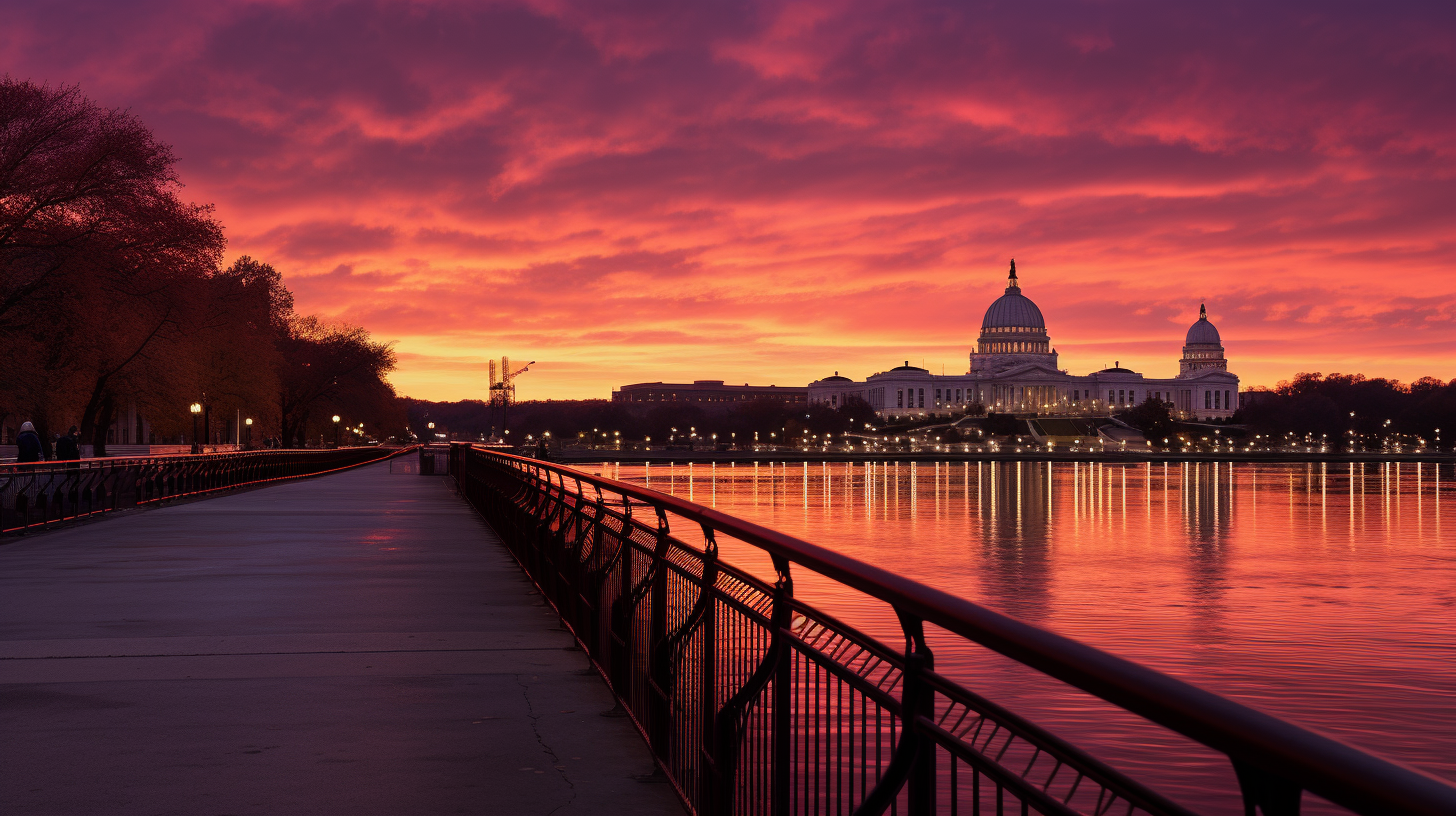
top-left (4, 1), bottom-right (1454, 401)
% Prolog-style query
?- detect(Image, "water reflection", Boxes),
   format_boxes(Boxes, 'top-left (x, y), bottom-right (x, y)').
top-left (1181, 462), bottom-right (1234, 644)
top-left (977, 461), bottom-right (1052, 621)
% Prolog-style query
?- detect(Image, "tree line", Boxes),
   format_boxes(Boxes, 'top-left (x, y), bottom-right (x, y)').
top-left (1, 79), bottom-right (403, 456)
top-left (1237, 373), bottom-right (1456, 446)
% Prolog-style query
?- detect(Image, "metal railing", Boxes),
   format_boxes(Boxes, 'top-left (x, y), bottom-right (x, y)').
top-left (451, 445), bottom-right (1456, 816)
top-left (1, 446), bottom-right (411, 534)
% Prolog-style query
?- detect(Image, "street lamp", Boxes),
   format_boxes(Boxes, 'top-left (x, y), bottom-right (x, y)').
top-left (332, 415), bottom-right (341, 448)
top-left (244, 417), bottom-right (253, 450)
top-left (189, 402), bottom-right (203, 453)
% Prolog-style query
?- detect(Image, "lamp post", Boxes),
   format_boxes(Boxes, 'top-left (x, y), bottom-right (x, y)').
top-left (244, 417), bottom-right (253, 450)
top-left (189, 402), bottom-right (203, 453)
top-left (332, 415), bottom-right (341, 448)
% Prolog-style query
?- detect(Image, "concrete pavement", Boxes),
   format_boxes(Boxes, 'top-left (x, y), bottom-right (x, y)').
top-left (0, 461), bottom-right (683, 815)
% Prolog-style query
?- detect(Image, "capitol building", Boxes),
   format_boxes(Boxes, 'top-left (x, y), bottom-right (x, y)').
top-left (808, 261), bottom-right (1239, 420)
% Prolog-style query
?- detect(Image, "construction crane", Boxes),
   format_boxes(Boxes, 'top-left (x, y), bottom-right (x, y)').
top-left (488, 357), bottom-right (534, 441)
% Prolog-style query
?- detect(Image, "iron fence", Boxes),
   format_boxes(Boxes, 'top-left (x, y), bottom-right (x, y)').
top-left (1, 446), bottom-right (411, 534)
top-left (451, 446), bottom-right (1456, 816)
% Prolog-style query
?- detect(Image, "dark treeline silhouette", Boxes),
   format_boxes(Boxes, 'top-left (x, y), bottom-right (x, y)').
top-left (1238, 373), bottom-right (1456, 446)
top-left (1116, 397), bottom-right (1179, 446)
top-left (407, 396), bottom-right (880, 445)
top-left (1, 79), bottom-right (403, 454)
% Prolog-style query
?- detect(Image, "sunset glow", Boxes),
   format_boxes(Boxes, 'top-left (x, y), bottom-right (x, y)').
top-left (7, 1), bottom-right (1453, 400)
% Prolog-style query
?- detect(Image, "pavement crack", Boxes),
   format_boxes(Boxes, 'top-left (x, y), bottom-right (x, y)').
top-left (516, 673), bottom-right (577, 815)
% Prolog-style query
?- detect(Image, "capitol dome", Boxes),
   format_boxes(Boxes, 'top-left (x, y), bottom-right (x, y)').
top-left (1185, 303), bottom-right (1221, 345)
top-left (969, 260), bottom-right (1058, 373)
top-left (980, 260), bottom-right (1046, 330)
top-left (1178, 302), bottom-right (1228, 377)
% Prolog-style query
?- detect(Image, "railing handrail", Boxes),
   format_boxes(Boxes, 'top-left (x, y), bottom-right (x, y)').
top-left (474, 447), bottom-right (1456, 816)
top-left (0, 445), bottom-right (403, 471)
top-left (3, 446), bottom-right (417, 535)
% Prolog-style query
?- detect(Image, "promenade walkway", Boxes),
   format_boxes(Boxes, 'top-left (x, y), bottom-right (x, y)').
top-left (0, 461), bottom-right (683, 815)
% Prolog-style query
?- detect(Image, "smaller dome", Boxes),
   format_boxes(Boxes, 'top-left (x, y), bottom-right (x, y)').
top-left (890, 360), bottom-right (927, 372)
top-left (821, 371), bottom-right (852, 382)
top-left (1186, 303), bottom-right (1221, 345)
top-left (1099, 367), bottom-right (1135, 374)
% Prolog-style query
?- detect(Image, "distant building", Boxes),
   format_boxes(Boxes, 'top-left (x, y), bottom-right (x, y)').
top-left (808, 261), bottom-right (1239, 420)
top-left (613, 380), bottom-right (808, 404)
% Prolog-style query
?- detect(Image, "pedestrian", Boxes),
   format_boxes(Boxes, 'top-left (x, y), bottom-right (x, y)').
top-left (55, 426), bottom-right (81, 461)
top-left (16, 421), bottom-right (44, 463)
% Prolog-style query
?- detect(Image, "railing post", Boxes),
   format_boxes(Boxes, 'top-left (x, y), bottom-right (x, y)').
top-left (900, 613), bottom-right (935, 815)
top-left (610, 500), bottom-right (635, 697)
top-left (699, 525), bottom-right (719, 812)
top-left (647, 507), bottom-right (672, 765)
top-left (852, 611), bottom-right (935, 816)
top-left (771, 554), bottom-right (793, 816)
top-left (1234, 760), bottom-right (1303, 816)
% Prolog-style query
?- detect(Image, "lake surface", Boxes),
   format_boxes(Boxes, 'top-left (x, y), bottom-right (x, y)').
top-left (581, 459), bottom-right (1456, 814)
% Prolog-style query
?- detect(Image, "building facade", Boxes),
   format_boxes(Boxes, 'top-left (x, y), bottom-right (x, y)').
top-left (808, 261), bottom-right (1239, 420)
top-left (613, 380), bottom-right (808, 404)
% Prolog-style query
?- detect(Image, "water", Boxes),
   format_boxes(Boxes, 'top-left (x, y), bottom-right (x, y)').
top-left (584, 459), bottom-right (1456, 813)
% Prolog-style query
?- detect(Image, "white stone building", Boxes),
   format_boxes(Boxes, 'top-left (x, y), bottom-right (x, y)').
top-left (808, 261), bottom-right (1239, 420)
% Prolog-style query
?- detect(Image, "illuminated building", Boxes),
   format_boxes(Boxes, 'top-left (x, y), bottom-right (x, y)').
top-left (809, 261), bottom-right (1239, 419)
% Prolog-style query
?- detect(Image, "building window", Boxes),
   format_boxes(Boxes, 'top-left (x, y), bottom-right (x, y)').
top-left (1225, 390), bottom-right (1230, 411)
top-left (1205, 391), bottom-right (1212, 409)
top-left (935, 389), bottom-right (942, 405)
top-left (1214, 391), bottom-right (1221, 409)
top-left (956, 388), bottom-right (962, 403)
top-left (897, 389), bottom-right (904, 408)
top-left (918, 388), bottom-right (925, 408)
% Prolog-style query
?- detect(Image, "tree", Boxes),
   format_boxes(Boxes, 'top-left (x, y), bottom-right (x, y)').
top-left (276, 316), bottom-right (398, 446)
top-left (1, 79), bottom-right (224, 452)
top-left (1, 80), bottom-right (178, 327)
top-left (1118, 395), bottom-right (1175, 446)
top-left (837, 396), bottom-right (878, 431)
top-left (2, 81), bottom-right (404, 454)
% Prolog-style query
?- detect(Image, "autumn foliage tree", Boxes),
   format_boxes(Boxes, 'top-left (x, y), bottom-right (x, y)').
top-left (2, 79), bottom-right (403, 454)
top-left (277, 315), bottom-right (401, 446)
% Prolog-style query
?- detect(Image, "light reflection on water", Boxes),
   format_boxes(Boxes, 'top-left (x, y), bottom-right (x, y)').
top-left (587, 459), bottom-right (1456, 814)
